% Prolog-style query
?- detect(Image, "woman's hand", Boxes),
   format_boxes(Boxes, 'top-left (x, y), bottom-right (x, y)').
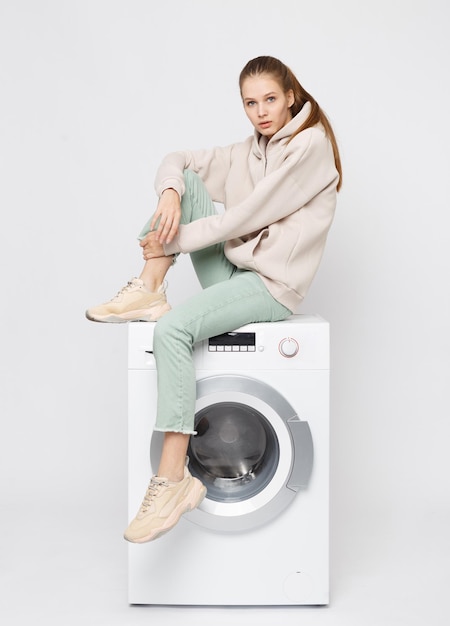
top-left (139, 231), bottom-right (166, 260)
top-left (150, 188), bottom-right (181, 244)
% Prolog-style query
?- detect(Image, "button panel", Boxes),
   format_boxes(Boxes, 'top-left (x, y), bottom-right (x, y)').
top-left (208, 331), bottom-right (256, 352)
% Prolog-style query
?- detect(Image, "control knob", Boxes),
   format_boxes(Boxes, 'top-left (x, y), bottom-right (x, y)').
top-left (278, 337), bottom-right (299, 358)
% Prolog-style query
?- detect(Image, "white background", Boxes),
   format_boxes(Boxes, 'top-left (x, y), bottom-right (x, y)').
top-left (1, 1), bottom-right (449, 624)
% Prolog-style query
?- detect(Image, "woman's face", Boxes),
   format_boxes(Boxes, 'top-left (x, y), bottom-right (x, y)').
top-left (241, 74), bottom-right (294, 139)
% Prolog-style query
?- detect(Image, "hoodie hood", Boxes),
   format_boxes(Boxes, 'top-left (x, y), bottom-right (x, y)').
top-left (252, 101), bottom-right (313, 157)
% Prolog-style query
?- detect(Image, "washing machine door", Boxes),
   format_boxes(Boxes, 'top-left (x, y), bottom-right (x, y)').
top-left (151, 374), bottom-right (313, 532)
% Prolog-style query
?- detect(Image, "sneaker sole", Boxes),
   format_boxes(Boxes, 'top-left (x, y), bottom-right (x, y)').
top-left (125, 479), bottom-right (207, 544)
top-left (85, 302), bottom-right (171, 323)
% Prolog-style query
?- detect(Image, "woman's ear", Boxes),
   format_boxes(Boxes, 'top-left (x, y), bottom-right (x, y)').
top-left (287, 89), bottom-right (295, 108)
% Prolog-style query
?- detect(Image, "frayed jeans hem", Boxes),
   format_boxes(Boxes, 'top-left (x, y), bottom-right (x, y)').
top-left (153, 427), bottom-right (197, 436)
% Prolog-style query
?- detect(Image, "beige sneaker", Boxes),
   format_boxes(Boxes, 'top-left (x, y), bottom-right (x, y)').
top-left (124, 462), bottom-right (207, 543)
top-left (85, 278), bottom-right (171, 323)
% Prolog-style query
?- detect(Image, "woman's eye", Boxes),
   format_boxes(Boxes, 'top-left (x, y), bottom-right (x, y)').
top-left (267, 96), bottom-right (275, 103)
top-left (247, 101), bottom-right (256, 107)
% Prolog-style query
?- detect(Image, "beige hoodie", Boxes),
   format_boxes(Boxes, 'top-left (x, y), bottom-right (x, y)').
top-left (158, 102), bottom-right (339, 312)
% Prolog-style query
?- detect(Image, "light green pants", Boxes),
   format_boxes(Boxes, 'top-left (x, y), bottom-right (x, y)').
top-left (140, 170), bottom-right (292, 434)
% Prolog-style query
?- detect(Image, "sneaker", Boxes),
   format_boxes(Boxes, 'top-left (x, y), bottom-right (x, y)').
top-left (85, 278), bottom-right (171, 323)
top-left (124, 461), bottom-right (207, 543)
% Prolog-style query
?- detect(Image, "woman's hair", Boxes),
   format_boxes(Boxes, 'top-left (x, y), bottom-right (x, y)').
top-left (239, 56), bottom-right (342, 191)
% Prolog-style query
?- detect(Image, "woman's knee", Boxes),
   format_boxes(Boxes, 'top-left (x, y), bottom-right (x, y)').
top-left (153, 313), bottom-right (173, 347)
top-left (183, 169), bottom-right (208, 199)
top-left (153, 310), bottom-right (191, 352)
top-left (183, 168), bottom-right (200, 185)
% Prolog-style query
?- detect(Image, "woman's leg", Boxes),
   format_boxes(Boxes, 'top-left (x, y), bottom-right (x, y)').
top-left (157, 433), bottom-right (191, 482)
top-left (86, 171), bottom-right (225, 323)
top-left (153, 270), bottom-right (292, 481)
top-left (138, 169), bottom-right (237, 289)
top-left (148, 173), bottom-right (291, 479)
top-left (139, 256), bottom-right (173, 292)
top-left (124, 273), bottom-right (291, 543)
top-left (139, 171), bottom-right (240, 481)
top-left (125, 173), bottom-right (290, 542)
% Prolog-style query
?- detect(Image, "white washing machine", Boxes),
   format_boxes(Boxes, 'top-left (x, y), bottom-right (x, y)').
top-left (127, 314), bottom-right (329, 605)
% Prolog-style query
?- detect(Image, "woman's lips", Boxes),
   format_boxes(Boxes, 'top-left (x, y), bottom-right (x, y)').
top-left (259, 121), bottom-right (271, 129)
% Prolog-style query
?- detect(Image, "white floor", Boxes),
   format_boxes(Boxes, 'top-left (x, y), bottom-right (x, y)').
top-left (1, 489), bottom-right (448, 626)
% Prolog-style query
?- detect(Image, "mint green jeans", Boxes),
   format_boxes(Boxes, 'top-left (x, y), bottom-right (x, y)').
top-left (140, 170), bottom-right (292, 434)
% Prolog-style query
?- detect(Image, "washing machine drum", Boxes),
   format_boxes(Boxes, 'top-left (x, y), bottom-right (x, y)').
top-left (189, 400), bottom-right (279, 502)
top-left (152, 374), bottom-right (314, 532)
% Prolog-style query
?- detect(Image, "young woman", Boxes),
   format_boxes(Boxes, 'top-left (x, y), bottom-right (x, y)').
top-left (86, 56), bottom-right (342, 543)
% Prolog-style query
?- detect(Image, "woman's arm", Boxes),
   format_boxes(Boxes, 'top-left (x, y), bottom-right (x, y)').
top-left (150, 188), bottom-right (181, 244)
top-left (149, 144), bottom-right (236, 244)
top-left (154, 144), bottom-right (235, 204)
top-left (164, 129), bottom-right (338, 255)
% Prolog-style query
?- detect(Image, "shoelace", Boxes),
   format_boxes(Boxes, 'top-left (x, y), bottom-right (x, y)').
top-left (139, 477), bottom-right (169, 513)
top-left (111, 279), bottom-right (167, 302)
top-left (111, 279), bottom-right (140, 302)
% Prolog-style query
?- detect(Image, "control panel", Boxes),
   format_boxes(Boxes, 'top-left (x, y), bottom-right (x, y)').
top-left (128, 315), bottom-right (329, 371)
top-left (208, 332), bottom-right (300, 359)
top-left (208, 331), bottom-right (256, 352)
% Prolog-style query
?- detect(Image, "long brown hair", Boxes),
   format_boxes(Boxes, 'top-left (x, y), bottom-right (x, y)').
top-left (239, 56), bottom-right (342, 191)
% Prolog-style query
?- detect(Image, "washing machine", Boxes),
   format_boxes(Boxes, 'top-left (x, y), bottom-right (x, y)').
top-left (127, 314), bottom-right (329, 605)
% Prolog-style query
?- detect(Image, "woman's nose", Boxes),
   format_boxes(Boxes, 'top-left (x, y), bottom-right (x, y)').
top-left (257, 104), bottom-right (267, 117)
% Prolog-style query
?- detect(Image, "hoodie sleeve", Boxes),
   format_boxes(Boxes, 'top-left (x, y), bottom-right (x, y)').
top-left (154, 145), bottom-right (235, 203)
top-left (164, 127), bottom-right (339, 256)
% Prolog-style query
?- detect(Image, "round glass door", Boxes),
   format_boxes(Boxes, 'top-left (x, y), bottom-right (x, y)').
top-left (187, 401), bottom-right (280, 502)
top-left (150, 374), bottom-right (313, 532)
